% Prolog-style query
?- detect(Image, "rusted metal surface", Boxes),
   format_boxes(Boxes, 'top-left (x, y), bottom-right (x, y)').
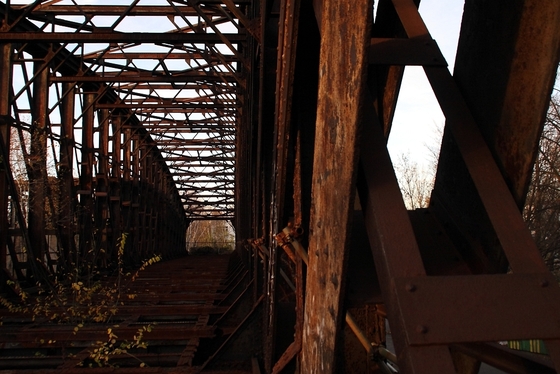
top-left (355, 0), bottom-right (560, 372)
top-left (358, 89), bottom-right (456, 373)
top-left (394, 274), bottom-right (560, 345)
top-left (300, 0), bottom-right (372, 371)
top-left (369, 0), bottom-right (414, 137)
top-left (27, 60), bottom-right (49, 267)
top-left (0, 43), bottom-right (12, 289)
top-left (432, 0), bottom-right (560, 277)
top-left (369, 38), bottom-right (447, 67)
top-left (2, 0), bottom-right (560, 372)
top-left (387, 0), bottom-right (550, 275)
top-left (450, 0), bottom-right (560, 208)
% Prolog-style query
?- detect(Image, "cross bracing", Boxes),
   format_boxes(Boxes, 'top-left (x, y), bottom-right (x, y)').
top-left (1, 0), bottom-right (248, 222)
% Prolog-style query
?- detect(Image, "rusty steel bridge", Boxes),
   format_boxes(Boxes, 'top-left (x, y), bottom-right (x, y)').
top-left (0, 0), bottom-right (560, 373)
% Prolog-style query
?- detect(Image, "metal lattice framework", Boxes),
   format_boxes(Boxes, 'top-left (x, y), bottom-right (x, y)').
top-left (2, 0), bottom-right (247, 222)
top-left (2, 0), bottom-right (560, 373)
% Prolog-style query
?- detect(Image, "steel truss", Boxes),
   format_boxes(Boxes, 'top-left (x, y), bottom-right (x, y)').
top-left (0, 0), bottom-right (249, 277)
top-left (1, 0), bottom-right (560, 373)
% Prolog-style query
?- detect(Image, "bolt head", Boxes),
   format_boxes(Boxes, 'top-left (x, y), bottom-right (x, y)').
top-left (416, 325), bottom-right (428, 334)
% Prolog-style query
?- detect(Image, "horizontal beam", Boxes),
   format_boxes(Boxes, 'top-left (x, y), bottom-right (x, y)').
top-left (161, 148), bottom-right (233, 153)
top-left (112, 83), bottom-right (237, 90)
top-left (369, 37), bottom-right (447, 66)
top-left (158, 140), bottom-right (235, 145)
top-left (51, 72), bottom-right (239, 83)
top-left (177, 190), bottom-right (235, 193)
top-left (182, 196), bottom-right (234, 199)
top-left (147, 128), bottom-right (236, 132)
top-left (165, 155), bottom-right (235, 160)
top-left (118, 98), bottom-right (238, 104)
top-left (85, 52), bottom-right (238, 61)
top-left (188, 216), bottom-right (234, 220)
top-left (140, 120), bottom-right (236, 124)
top-left (184, 202), bottom-right (234, 206)
top-left (177, 179), bottom-right (233, 183)
top-left (185, 208), bottom-right (234, 212)
top-left (171, 172), bottom-right (234, 176)
top-left (0, 32), bottom-right (246, 44)
top-left (394, 273), bottom-right (560, 344)
top-left (177, 191), bottom-right (235, 194)
top-left (15, 4), bottom-right (249, 16)
top-left (96, 103), bottom-right (238, 109)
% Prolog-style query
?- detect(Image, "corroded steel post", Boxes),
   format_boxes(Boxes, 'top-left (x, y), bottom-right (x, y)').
top-left (109, 114), bottom-right (123, 262)
top-left (78, 91), bottom-right (95, 262)
top-left (0, 43), bottom-right (11, 282)
top-left (58, 82), bottom-right (76, 271)
top-left (95, 108), bottom-right (110, 267)
top-left (300, 0), bottom-right (372, 372)
top-left (27, 59), bottom-right (49, 267)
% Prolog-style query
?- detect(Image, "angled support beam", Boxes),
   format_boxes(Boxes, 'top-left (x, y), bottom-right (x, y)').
top-left (222, 0), bottom-right (261, 43)
top-left (447, 0), bottom-right (560, 206)
top-left (358, 93), bottom-right (457, 373)
top-left (358, 1), bottom-right (560, 372)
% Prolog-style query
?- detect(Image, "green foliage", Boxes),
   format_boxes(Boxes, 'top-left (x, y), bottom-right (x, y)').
top-left (85, 324), bottom-right (155, 368)
top-left (0, 233), bottom-right (163, 367)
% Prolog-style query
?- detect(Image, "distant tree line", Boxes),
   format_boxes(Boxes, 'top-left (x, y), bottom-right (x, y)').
top-left (524, 88), bottom-right (560, 279)
top-left (186, 220), bottom-right (235, 254)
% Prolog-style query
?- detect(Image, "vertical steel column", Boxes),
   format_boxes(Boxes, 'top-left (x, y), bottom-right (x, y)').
top-left (109, 114), bottom-right (122, 261)
top-left (27, 59), bottom-right (49, 267)
top-left (145, 152), bottom-right (155, 257)
top-left (300, 0), bottom-right (372, 372)
top-left (95, 108), bottom-right (110, 267)
top-left (121, 125), bottom-right (132, 264)
top-left (136, 137), bottom-right (143, 258)
top-left (130, 133), bottom-right (140, 263)
top-left (78, 92), bottom-right (95, 261)
top-left (0, 43), bottom-right (12, 281)
top-left (58, 82), bottom-right (76, 271)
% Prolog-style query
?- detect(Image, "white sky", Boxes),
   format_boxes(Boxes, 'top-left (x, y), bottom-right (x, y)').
top-left (387, 0), bottom-right (465, 169)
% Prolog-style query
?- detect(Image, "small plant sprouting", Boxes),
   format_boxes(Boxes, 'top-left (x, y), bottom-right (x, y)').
top-left (0, 233), bottom-right (163, 367)
top-left (86, 324), bottom-right (155, 368)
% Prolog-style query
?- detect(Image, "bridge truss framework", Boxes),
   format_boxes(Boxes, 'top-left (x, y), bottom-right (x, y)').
top-left (0, 0), bottom-right (560, 373)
